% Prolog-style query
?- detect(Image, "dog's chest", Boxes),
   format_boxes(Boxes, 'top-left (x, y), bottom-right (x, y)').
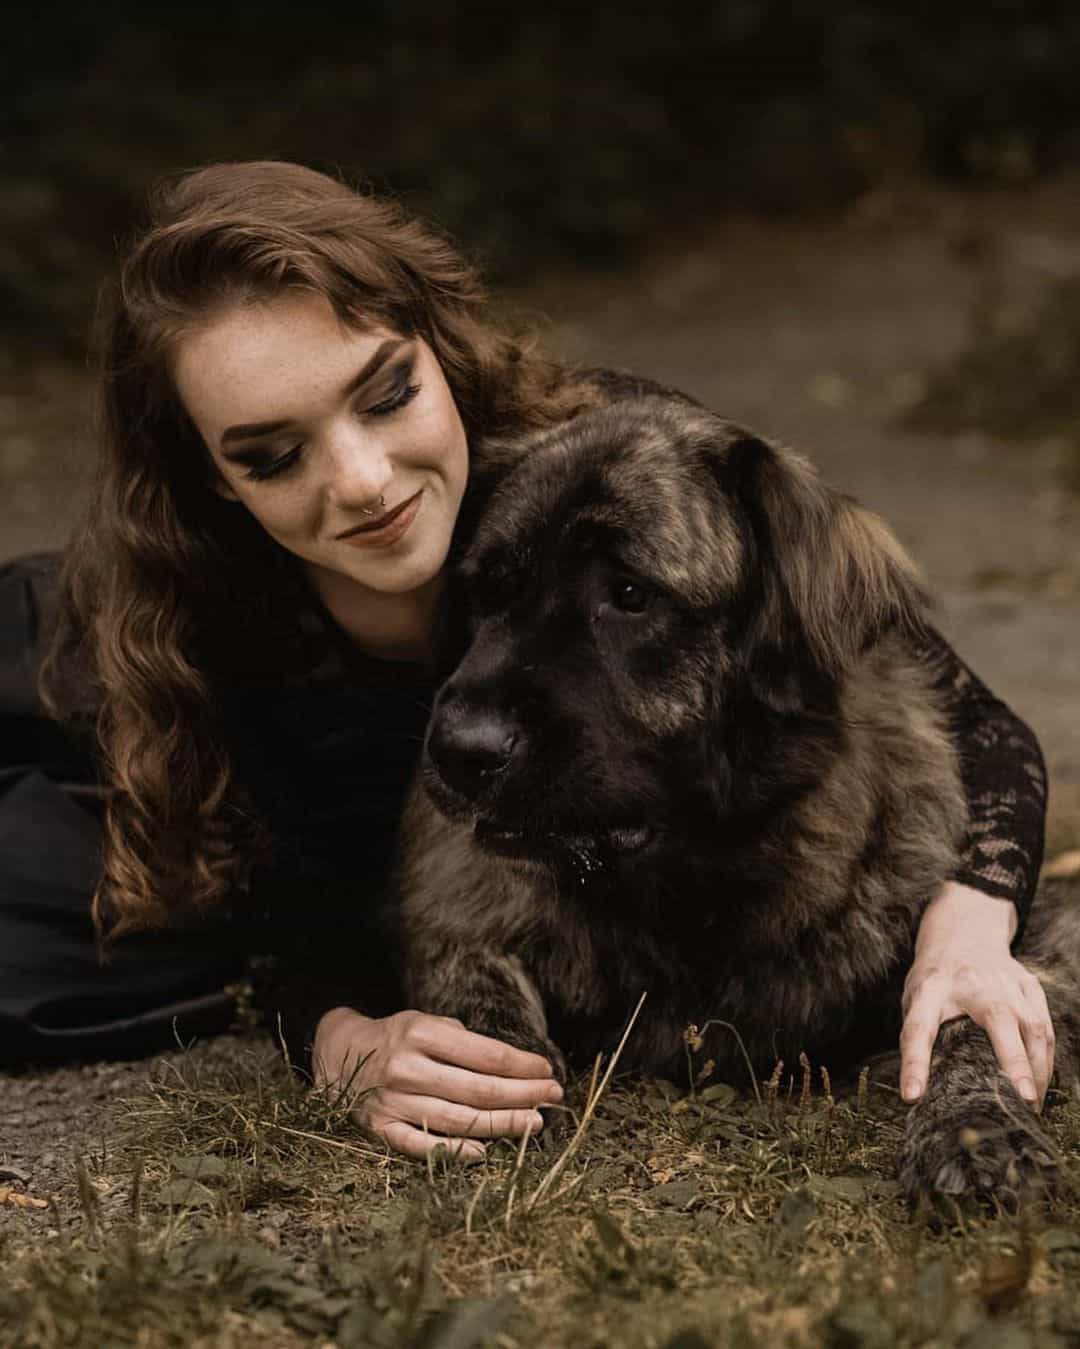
top-left (519, 880), bottom-right (909, 1079)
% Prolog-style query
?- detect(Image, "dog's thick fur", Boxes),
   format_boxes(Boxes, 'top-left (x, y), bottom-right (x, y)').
top-left (399, 396), bottom-right (1080, 1200)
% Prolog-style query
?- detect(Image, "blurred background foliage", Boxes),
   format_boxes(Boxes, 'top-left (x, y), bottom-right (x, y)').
top-left (4, 1), bottom-right (1080, 358)
top-left (912, 276), bottom-right (1080, 483)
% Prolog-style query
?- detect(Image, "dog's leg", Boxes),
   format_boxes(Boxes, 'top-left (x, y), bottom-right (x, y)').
top-left (407, 943), bottom-right (567, 1082)
top-left (899, 1016), bottom-right (1058, 1203)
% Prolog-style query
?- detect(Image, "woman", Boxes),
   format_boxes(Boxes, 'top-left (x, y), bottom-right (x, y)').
top-left (0, 161), bottom-right (1052, 1161)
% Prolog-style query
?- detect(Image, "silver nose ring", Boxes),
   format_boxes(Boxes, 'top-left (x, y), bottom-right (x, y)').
top-left (358, 494), bottom-right (387, 517)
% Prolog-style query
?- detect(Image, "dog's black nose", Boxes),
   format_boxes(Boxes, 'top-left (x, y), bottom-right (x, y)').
top-left (428, 709), bottom-right (518, 800)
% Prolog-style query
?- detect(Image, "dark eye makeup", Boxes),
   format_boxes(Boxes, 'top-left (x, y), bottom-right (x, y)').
top-left (239, 363), bottom-right (422, 483)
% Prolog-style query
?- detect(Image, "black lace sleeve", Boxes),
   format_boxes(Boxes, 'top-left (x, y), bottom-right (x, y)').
top-left (912, 625), bottom-right (1047, 939)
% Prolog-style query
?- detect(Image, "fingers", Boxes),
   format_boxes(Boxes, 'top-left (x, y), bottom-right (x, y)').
top-left (1019, 978), bottom-right (1056, 1103)
top-left (377, 1120), bottom-right (487, 1163)
top-left (899, 987), bottom-right (942, 1102)
top-left (980, 1005), bottom-right (1039, 1105)
top-left (407, 1058), bottom-right (563, 1112)
top-left (372, 1093), bottom-right (546, 1140)
top-left (361, 1095), bottom-right (547, 1163)
top-left (410, 1016), bottom-right (556, 1080)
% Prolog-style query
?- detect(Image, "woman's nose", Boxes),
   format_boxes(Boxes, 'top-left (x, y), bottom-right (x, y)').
top-left (326, 428), bottom-right (394, 507)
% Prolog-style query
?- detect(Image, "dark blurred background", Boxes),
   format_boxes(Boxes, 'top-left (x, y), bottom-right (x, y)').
top-left (3, 1), bottom-right (1080, 849)
top-left (5, 1), bottom-right (1080, 354)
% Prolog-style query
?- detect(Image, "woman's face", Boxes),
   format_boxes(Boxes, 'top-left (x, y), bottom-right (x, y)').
top-left (172, 291), bottom-right (469, 602)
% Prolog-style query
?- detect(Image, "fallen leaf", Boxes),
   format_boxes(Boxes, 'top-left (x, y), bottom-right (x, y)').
top-left (171, 1154), bottom-right (238, 1181)
top-left (772, 1187), bottom-right (817, 1251)
top-left (826, 1297), bottom-right (895, 1349)
top-left (1041, 1227), bottom-right (1080, 1254)
top-left (1043, 850), bottom-right (1080, 880)
top-left (699, 1083), bottom-right (738, 1107)
top-left (0, 1186), bottom-right (48, 1210)
top-left (979, 1243), bottom-right (1033, 1314)
top-left (154, 1179), bottom-right (217, 1209)
top-left (645, 1180), bottom-right (701, 1209)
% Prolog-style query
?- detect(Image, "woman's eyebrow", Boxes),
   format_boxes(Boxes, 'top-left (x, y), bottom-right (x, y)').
top-left (219, 338), bottom-right (409, 451)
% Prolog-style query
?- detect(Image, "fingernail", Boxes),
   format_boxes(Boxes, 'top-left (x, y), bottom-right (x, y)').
top-left (900, 1078), bottom-right (921, 1102)
top-left (529, 1112), bottom-right (544, 1132)
top-left (1019, 1083), bottom-right (1037, 1104)
top-left (546, 1083), bottom-right (564, 1103)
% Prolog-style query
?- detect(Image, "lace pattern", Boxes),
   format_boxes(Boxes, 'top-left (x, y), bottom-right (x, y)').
top-left (913, 626), bottom-right (1047, 934)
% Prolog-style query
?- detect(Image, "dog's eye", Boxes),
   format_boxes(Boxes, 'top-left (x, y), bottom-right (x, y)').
top-left (611, 579), bottom-right (651, 614)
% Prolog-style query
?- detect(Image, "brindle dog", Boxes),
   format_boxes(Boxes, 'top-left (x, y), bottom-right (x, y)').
top-left (399, 396), bottom-right (1080, 1200)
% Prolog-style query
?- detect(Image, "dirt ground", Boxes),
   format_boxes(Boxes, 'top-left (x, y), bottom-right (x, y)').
top-left (2, 183), bottom-right (1080, 1344)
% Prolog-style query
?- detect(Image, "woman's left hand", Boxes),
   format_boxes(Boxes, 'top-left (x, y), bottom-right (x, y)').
top-left (899, 881), bottom-right (1054, 1108)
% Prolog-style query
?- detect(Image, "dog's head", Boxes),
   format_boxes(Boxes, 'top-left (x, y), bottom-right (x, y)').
top-left (424, 397), bottom-right (924, 877)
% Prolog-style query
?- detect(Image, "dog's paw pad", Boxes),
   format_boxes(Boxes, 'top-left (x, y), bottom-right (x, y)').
top-left (900, 1114), bottom-right (1058, 1205)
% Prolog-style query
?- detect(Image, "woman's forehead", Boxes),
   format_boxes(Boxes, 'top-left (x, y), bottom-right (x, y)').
top-left (172, 293), bottom-right (408, 437)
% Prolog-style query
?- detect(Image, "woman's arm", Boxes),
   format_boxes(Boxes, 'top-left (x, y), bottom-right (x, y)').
top-left (899, 627), bottom-right (1051, 1105)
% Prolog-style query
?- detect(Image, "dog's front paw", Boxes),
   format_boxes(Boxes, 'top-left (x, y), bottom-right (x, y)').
top-left (900, 1083), bottom-right (1058, 1205)
top-left (477, 1022), bottom-right (565, 1087)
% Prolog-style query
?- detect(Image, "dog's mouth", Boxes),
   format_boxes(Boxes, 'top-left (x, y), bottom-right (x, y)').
top-left (473, 816), bottom-right (655, 862)
top-left (424, 764), bottom-right (656, 863)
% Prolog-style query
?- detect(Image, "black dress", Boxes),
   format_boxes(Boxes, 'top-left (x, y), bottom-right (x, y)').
top-left (0, 541), bottom-right (1048, 1071)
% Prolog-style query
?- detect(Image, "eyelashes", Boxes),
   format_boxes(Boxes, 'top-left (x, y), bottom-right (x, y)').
top-left (245, 446), bottom-right (301, 482)
top-left (242, 374), bottom-right (423, 483)
top-left (368, 380), bottom-right (421, 419)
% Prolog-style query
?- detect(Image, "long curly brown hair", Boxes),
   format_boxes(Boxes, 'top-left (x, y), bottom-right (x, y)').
top-left (44, 160), bottom-right (583, 936)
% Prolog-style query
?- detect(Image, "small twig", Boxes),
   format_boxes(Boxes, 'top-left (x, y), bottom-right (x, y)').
top-left (684, 1019), bottom-right (764, 1107)
top-left (503, 1109), bottom-right (533, 1232)
top-left (264, 1123), bottom-right (403, 1164)
top-left (129, 1158), bottom-right (145, 1224)
top-left (75, 1159), bottom-right (102, 1240)
top-left (464, 1175), bottom-right (489, 1237)
top-left (765, 1058), bottom-right (784, 1110)
top-left (526, 990), bottom-right (647, 1213)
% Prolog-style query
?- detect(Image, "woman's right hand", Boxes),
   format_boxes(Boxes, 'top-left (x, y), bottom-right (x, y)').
top-left (312, 1006), bottom-right (564, 1161)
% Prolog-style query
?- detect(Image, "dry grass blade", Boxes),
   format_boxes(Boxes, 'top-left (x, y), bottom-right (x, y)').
top-left (264, 1122), bottom-right (401, 1165)
top-left (525, 990), bottom-right (647, 1213)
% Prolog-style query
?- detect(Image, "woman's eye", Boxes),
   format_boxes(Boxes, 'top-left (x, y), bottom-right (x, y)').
top-left (245, 445), bottom-right (303, 482)
top-left (366, 380), bottom-right (421, 418)
top-left (611, 579), bottom-right (651, 614)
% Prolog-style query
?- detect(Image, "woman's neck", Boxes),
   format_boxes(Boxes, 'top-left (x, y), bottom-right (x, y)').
top-left (306, 568), bottom-right (443, 663)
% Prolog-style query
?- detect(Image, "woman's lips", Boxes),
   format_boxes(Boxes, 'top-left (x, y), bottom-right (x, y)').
top-left (337, 491), bottom-right (422, 548)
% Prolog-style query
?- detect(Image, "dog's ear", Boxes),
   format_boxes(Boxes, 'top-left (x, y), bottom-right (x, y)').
top-left (721, 433), bottom-right (926, 711)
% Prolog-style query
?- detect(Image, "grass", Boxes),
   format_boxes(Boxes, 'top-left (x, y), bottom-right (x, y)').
top-left (5, 1012), bottom-right (1080, 1349)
